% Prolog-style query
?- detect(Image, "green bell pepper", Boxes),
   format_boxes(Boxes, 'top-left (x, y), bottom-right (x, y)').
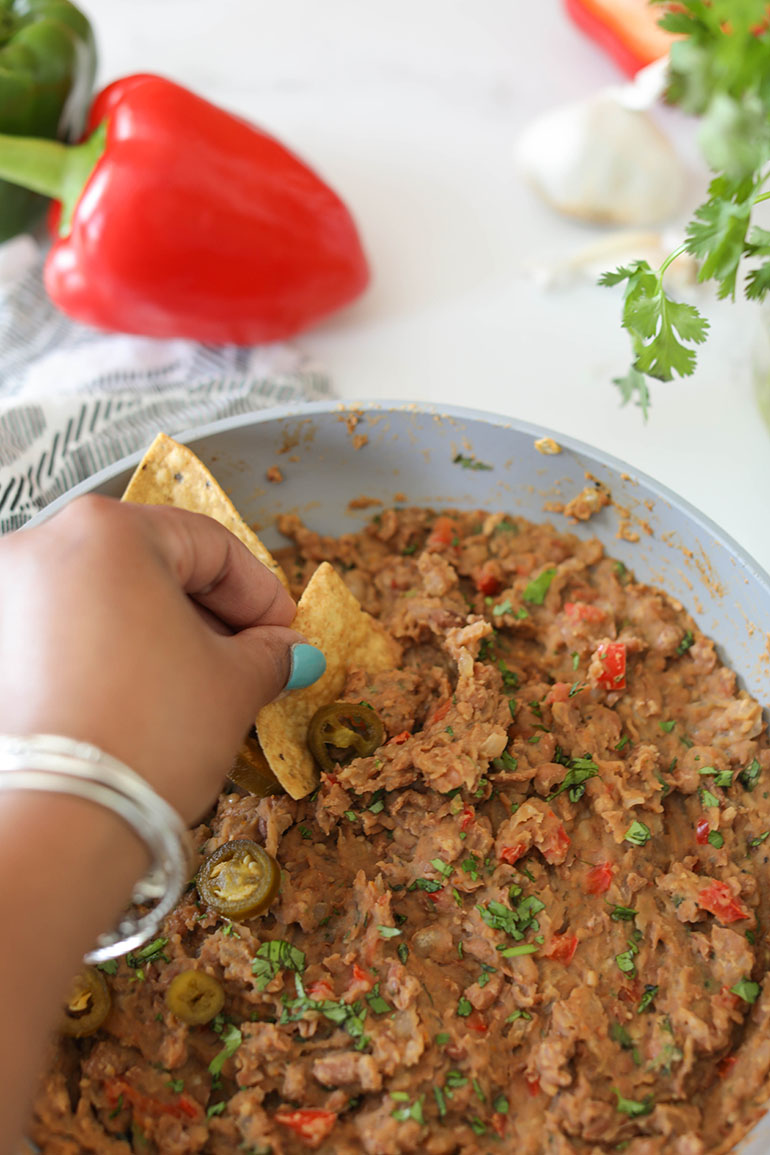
top-left (0, 0), bottom-right (96, 241)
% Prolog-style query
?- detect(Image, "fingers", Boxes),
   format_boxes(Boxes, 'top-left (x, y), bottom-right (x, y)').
top-left (123, 500), bottom-right (297, 630)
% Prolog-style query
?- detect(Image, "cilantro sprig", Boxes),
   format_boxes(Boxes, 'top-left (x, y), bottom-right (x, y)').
top-left (601, 0), bottom-right (770, 416)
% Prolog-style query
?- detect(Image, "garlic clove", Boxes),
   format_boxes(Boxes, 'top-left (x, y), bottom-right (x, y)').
top-left (515, 92), bottom-right (686, 227)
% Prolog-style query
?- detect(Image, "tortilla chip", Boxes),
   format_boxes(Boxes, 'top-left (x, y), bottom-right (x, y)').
top-left (121, 432), bottom-right (287, 587)
top-left (257, 561), bottom-right (402, 799)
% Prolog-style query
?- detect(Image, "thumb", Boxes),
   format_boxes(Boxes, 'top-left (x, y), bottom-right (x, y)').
top-left (225, 626), bottom-right (327, 715)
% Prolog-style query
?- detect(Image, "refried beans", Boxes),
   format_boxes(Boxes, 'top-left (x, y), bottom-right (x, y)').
top-left (29, 507), bottom-right (770, 1155)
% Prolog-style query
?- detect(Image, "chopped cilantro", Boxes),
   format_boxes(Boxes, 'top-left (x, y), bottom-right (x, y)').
top-left (612, 1089), bottom-right (654, 1117)
top-left (615, 735), bottom-right (630, 752)
top-left (493, 1094), bottom-right (510, 1114)
top-left (708, 830), bottom-right (725, 849)
top-left (522, 567), bottom-right (557, 605)
top-left (476, 893), bottom-right (544, 941)
top-left (126, 937), bottom-right (169, 968)
top-left (251, 940), bottom-right (305, 992)
top-left (430, 857), bottom-right (453, 878)
top-left (166, 1078), bottom-right (185, 1094)
top-left (739, 758), bottom-right (762, 792)
top-left (676, 629), bottom-right (695, 655)
top-left (699, 766), bottom-right (733, 787)
top-left (637, 984), bottom-right (659, 1014)
top-left (366, 984), bottom-right (392, 1015)
top-left (344, 810), bottom-right (358, 822)
top-left (658, 720), bottom-right (676, 733)
top-left (453, 453), bottom-right (492, 471)
top-left (624, 820), bottom-right (652, 846)
top-left (378, 925), bottom-right (402, 939)
top-left (609, 904), bottom-right (638, 921)
top-left (407, 878), bottom-right (443, 893)
top-left (207, 1102), bottom-right (227, 1117)
top-left (571, 651), bottom-right (580, 671)
top-left (457, 996), bottom-right (473, 1017)
top-left (492, 750), bottom-right (518, 772)
top-left (700, 787), bottom-right (720, 809)
top-left (497, 659), bottom-right (519, 688)
top-left (546, 756), bottom-right (599, 802)
top-left (505, 1009), bottom-right (532, 1022)
top-left (731, 978), bottom-right (760, 1003)
top-left (492, 599), bottom-right (513, 618)
top-left (498, 943), bottom-right (538, 957)
top-left (390, 1092), bottom-right (425, 1124)
top-left (616, 949), bottom-right (637, 976)
top-left (209, 1022), bottom-right (242, 1078)
top-left (435, 1032), bottom-right (450, 1045)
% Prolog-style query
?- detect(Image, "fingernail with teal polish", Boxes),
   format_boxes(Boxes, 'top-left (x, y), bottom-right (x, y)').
top-left (286, 643), bottom-right (326, 691)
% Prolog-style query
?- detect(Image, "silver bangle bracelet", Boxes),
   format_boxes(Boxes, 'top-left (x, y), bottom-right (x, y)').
top-left (0, 734), bottom-right (191, 964)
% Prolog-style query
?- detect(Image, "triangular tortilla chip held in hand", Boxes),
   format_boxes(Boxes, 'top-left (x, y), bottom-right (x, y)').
top-left (121, 432), bottom-right (287, 588)
top-left (257, 561), bottom-right (401, 799)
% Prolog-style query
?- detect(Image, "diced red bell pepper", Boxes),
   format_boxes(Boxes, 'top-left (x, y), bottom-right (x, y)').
top-left (306, 979), bottom-right (336, 1001)
top-left (426, 516), bottom-right (460, 551)
top-left (466, 1011), bottom-right (488, 1033)
top-left (460, 805), bottom-right (475, 832)
top-left (564, 601), bottom-right (606, 623)
top-left (104, 1078), bottom-right (201, 1123)
top-left (352, 963), bottom-right (374, 989)
top-left (499, 843), bottom-right (527, 866)
top-left (698, 881), bottom-right (749, 924)
top-left (696, 818), bottom-right (710, 846)
top-left (585, 861), bottom-right (614, 895)
top-left (388, 730), bottom-right (411, 746)
top-left (491, 1112), bottom-right (508, 1137)
top-left (526, 1076), bottom-right (541, 1097)
top-left (717, 1054), bottom-right (737, 1078)
top-left (563, 0), bottom-right (676, 77)
top-left (275, 1108), bottom-right (338, 1147)
top-left (545, 682), bottom-right (571, 705)
top-left (595, 641), bottom-right (627, 691)
top-left (474, 560), bottom-right (502, 597)
top-left (540, 817), bottom-right (571, 864)
top-left (429, 699), bottom-right (452, 725)
top-left (544, 932), bottom-right (578, 964)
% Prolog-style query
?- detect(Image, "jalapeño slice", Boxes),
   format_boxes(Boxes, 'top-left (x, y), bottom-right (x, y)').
top-left (228, 731), bottom-right (283, 798)
top-left (197, 839), bottom-right (280, 919)
top-left (166, 969), bottom-right (224, 1025)
top-left (307, 701), bottom-right (385, 772)
top-left (60, 966), bottom-right (111, 1037)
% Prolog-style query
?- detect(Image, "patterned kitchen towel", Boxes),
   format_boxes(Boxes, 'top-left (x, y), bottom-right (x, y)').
top-left (0, 236), bottom-right (333, 534)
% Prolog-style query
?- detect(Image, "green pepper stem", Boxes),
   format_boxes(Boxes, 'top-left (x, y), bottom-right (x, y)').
top-left (0, 121), bottom-right (107, 236)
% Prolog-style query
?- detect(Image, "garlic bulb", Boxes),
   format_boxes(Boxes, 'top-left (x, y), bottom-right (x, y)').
top-left (516, 91), bottom-right (686, 227)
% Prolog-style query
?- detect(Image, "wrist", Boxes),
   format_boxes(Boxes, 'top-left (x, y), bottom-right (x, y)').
top-left (0, 733), bottom-right (191, 962)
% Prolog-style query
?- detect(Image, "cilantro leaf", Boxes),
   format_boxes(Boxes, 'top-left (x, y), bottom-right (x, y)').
top-left (522, 567), bottom-right (557, 606)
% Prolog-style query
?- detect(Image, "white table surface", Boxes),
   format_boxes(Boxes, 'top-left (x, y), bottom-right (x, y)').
top-left (84, 0), bottom-right (770, 575)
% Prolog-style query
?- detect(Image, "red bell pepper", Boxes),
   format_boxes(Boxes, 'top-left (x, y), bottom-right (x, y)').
top-left (544, 932), bottom-right (579, 964)
top-left (274, 1107), bottom-right (338, 1147)
top-left (595, 641), bottom-right (627, 691)
top-left (563, 0), bottom-right (676, 77)
top-left (698, 880), bottom-right (749, 924)
top-left (585, 861), bottom-right (614, 894)
top-left (0, 74), bottom-right (369, 344)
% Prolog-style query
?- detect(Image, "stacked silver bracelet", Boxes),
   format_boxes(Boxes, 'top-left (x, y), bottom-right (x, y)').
top-left (0, 733), bottom-right (190, 963)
